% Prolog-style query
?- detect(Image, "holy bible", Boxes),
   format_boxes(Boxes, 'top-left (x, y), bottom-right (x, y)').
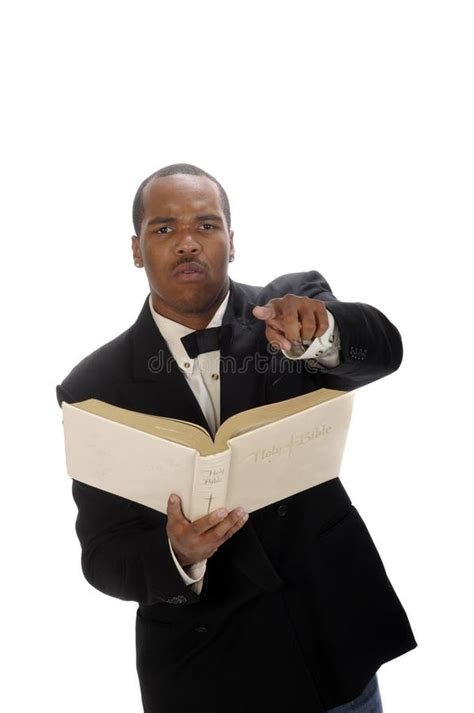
top-left (60, 388), bottom-right (355, 521)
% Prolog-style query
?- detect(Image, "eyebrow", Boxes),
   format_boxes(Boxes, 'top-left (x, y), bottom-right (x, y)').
top-left (148, 213), bottom-right (223, 226)
top-left (148, 216), bottom-right (177, 225)
top-left (196, 214), bottom-right (223, 223)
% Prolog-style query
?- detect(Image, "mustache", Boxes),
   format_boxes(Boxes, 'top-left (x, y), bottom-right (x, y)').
top-left (173, 258), bottom-right (207, 271)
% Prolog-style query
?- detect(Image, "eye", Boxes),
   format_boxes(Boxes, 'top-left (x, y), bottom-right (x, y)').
top-left (153, 226), bottom-right (172, 234)
top-left (201, 223), bottom-right (216, 230)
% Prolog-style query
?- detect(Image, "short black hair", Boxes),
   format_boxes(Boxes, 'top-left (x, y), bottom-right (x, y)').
top-left (132, 163), bottom-right (231, 236)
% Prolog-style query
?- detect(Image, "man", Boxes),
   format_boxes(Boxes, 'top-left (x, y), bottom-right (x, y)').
top-left (56, 163), bottom-right (417, 713)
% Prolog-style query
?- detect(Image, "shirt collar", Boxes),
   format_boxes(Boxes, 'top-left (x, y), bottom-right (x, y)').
top-left (148, 290), bottom-right (230, 370)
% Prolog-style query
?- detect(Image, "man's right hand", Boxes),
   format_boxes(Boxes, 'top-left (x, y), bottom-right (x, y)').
top-left (166, 494), bottom-right (249, 567)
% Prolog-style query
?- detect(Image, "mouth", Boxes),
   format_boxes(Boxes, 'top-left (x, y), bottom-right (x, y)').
top-left (173, 261), bottom-right (206, 281)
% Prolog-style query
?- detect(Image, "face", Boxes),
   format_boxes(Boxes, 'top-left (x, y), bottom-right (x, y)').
top-left (132, 174), bottom-right (234, 326)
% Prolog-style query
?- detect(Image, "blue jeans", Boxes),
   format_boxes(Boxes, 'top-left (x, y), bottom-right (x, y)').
top-left (326, 673), bottom-right (383, 712)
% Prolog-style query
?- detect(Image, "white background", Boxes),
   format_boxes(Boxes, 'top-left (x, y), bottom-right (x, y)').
top-left (1, 1), bottom-right (472, 711)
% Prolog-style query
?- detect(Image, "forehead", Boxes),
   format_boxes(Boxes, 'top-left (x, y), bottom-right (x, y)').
top-left (142, 174), bottom-right (223, 217)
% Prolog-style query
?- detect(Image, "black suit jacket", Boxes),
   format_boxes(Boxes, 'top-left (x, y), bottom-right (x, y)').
top-left (56, 271), bottom-right (417, 713)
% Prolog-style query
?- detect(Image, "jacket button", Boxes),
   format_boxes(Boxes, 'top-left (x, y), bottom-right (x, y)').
top-left (195, 626), bottom-right (208, 633)
top-left (277, 504), bottom-right (288, 517)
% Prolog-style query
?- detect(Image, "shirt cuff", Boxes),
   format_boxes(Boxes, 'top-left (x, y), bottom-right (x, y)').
top-left (281, 308), bottom-right (341, 367)
top-left (168, 538), bottom-right (207, 593)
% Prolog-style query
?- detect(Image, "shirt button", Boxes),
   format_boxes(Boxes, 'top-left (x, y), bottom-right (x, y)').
top-left (211, 373), bottom-right (219, 380)
top-left (183, 362), bottom-right (191, 369)
top-left (329, 335), bottom-right (335, 343)
top-left (195, 626), bottom-right (208, 633)
top-left (277, 504), bottom-right (288, 517)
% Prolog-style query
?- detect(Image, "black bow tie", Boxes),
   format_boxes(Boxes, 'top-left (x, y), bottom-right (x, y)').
top-left (180, 323), bottom-right (233, 359)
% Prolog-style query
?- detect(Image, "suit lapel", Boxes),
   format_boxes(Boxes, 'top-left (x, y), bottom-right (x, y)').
top-left (219, 279), bottom-right (269, 422)
top-left (118, 294), bottom-right (211, 431)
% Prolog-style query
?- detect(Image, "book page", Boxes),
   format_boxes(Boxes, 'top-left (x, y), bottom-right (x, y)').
top-left (224, 391), bottom-right (355, 512)
top-left (69, 398), bottom-right (215, 454)
top-left (214, 388), bottom-right (347, 452)
top-left (62, 402), bottom-right (198, 514)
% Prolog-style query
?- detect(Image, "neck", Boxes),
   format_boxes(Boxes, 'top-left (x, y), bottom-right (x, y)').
top-left (151, 280), bottom-right (230, 330)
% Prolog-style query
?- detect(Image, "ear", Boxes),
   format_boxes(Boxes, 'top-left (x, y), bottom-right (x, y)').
top-left (229, 230), bottom-right (235, 260)
top-left (131, 235), bottom-right (143, 265)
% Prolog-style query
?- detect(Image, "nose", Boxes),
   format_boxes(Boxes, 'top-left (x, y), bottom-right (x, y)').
top-left (174, 231), bottom-right (201, 256)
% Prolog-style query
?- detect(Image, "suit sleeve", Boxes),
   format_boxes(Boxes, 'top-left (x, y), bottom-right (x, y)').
top-left (56, 384), bottom-right (208, 606)
top-left (280, 270), bottom-right (403, 391)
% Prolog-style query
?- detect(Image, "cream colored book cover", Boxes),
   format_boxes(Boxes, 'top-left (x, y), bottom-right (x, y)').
top-left (61, 388), bottom-right (355, 520)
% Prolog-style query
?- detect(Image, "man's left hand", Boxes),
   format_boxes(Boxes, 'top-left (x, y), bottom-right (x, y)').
top-left (252, 294), bottom-right (329, 351)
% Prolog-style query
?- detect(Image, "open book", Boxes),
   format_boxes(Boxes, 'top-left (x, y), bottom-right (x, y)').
top-left (61, 388), bottom-right (355, 521)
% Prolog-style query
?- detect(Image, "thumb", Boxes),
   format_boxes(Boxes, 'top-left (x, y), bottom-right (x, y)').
top-left (252, 304), bottom-right (276, 320)
top-left (167, 494), bottom-right (186, 522)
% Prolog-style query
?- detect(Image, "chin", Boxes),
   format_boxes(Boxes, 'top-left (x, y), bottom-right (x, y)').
top-left (151, 278), bottom-right (227, 315)
top-left (167, 287), bottom-right (218, 314)
top-left (174, 295), bottom-right (215, 314)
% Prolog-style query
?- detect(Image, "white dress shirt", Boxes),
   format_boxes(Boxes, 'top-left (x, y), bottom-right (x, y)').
top-left (149, 292), bottom-right (341, 594)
